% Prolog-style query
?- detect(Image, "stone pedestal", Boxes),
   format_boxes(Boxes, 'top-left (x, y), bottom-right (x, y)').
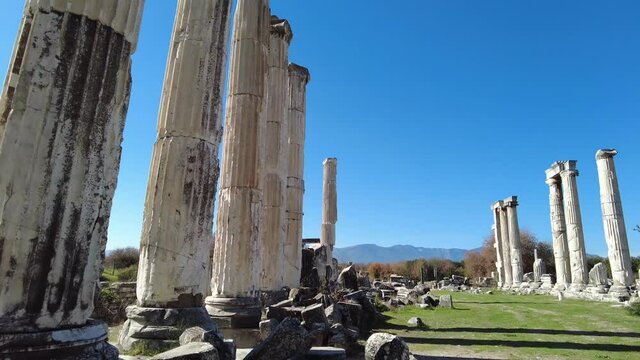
top-left (545, 172), bottom-right (571, 290)
top-left (559, 164), bottom-right (588, 292)
top-left (319, 158), bottom-right (338, 284)
top-left (207, 0), bottom-right (271, 329)
top-left (497, 202), bottom-right (513, 289)
top-left (121, 0), bottom-right (233, 348)
top-left (261, 17), bottom-right (293, 292)
top-left (504, 196), bottom-right (523, 286)
top-left (596, 149), bottom-right (633, 293)
top-left (0, 2), bottom-right (143, 359)
top-left (283, 64), bottom-right (310, 288)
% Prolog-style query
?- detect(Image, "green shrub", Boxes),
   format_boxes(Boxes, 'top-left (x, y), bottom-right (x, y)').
top-left (105, 247), bottom-right (139, 269)
top-left (627, 302), bottom-right (640, 317)
top-left (116, 265), bottom-right (138, 282)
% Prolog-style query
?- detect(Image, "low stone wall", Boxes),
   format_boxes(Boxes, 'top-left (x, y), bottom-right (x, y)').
top-left (93, 282), bottom-right (137, 324)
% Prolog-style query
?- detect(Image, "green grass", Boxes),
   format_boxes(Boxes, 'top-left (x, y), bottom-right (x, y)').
top-left (374, 290), bottom-right (640, 360)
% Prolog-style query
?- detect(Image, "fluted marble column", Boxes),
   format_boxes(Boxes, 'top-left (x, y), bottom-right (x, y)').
top-left (596, 149), bottom-right (633, 292)
top-left (260, 17), bottom-right (293, 292)
top-left (504, 196), bottom-right (523, 286)
top-left (119, 0), bottom-right (232, 351)
top-left (559, 163), bottom-right (588, 291)
top-left (319, 158), bottom-right (338, 283)
top-left (498, 202), bottom-right (513, 288)
top-left (491, 202), bottom-right (505, 288)
top-left (0, 1), bottom-right (143, 358)
top-left (283, 63), bottom-right (310, 288)
top-left (545, 176), bottom-right (571, 290)
top-left (206, 0), bottom-right (270, 329)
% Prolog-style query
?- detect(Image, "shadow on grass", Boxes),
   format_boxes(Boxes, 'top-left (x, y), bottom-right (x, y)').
top-left (457, 301), bottom-right (556, 305)
top-left (435, 327), bottom-right (640, 338)
top-left (413, 356), bottom-right (501, 360)
top-left (402, 337), bottom-right (640, 352)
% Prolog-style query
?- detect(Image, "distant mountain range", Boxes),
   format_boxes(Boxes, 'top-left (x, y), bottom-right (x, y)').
top-left (333, 244), bottom-right (477, 264)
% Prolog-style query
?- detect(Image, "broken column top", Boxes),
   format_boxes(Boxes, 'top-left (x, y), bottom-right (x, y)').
top-left (28, 0), bottom-right (145, 50)
top-left (270, 16), bottom-right (293, 43)
top-left (546, 160), bottom-right (577, 179)
top-left (288, 63), bottom-right (311, 83)
top-left (503, 196), bottom-right (518, 207)
top-left (324, 157), bottom-right (337, 165)
top-left (596, 148), bottom-right (618, 160)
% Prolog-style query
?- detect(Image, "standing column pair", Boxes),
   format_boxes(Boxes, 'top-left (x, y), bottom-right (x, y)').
top-left (491, 198), bottom-right (521, 289)
top-left (491, 203), bottom-right (505, 288)
top-left (545, 161), bottom-right (588, 291)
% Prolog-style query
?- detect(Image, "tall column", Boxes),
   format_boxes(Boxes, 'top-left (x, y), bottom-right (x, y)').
top-left (0, 1), bottom-right (143, 358)
top-left (504, 196), bottom-right (523, 286)
top-left (545, 176), bottom-right (571, 290)
top-left (283, 63), bottom-right (310, 288)
top-left (206, 0), bottom-right (270, 329)
top-left (320, 158), bottom-right (338, 283)
top-left (596, 149), bottom-right (633, 293)
top-left (260, 17), bottom-right (293, 292)
top-left (119, 0), bottom-right (232, 351)
top-left (498, 203), bottom-right (513, 288)
top-left (559, 162), bottom-right (588, 291)
top-left (491, 202), bottom-right (505, 288)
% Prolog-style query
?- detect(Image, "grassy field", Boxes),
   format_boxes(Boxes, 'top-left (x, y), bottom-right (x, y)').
top-left (374, 290), bottom-right (640, 360)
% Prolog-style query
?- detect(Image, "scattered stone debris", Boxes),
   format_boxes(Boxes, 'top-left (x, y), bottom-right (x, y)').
top-left (439, 295), bottom-right (453, 308)
top-left (150, 342), bottom-right (218, 360)
top-left (244, 318), bottom-right (312, 360)
top-left (407, 317), bottom-right (425, 327)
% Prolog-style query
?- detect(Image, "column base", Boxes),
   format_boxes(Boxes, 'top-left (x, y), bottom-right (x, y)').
top-left (587, 285), bottom-right (608, 294)
top-left (608, 285), bottom-right (631, 299)
top-left (554, 283), bottom-right (569, 291)
top-left (205, 297), bottom-right (261, 329)
top-left (119, 306), bottom-right (217, 353)
top-left (568, 283), bottom-right (587, 292)
top-left (0, 319), bottom-right (117, 360)
top-left (529, 282), bottom-right (542, 289)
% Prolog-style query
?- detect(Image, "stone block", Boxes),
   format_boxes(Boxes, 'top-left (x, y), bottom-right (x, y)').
top-left (365, 333), bottom-right (410, 360)
top-left (150, 342), bottom-right (218, 360)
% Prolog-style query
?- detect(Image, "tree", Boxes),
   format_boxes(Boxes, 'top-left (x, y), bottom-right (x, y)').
top-left (104, 247), bottom-right (139, 269)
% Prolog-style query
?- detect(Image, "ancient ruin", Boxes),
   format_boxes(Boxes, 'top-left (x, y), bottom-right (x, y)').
top-left (206, 0), bottom-right (271, 329)
top-left (596, 149), bottom-right (633, 294)
top-left (545, 161), bottom-right (588, 290)
top-left (260, 17), bottom-right (293, 293)
top-left (545, 176), bottom-right (571, 290)
top-left (318, 158), bottom-right (338, 283)
top-left (504, 196), bottom-right (523, 287)
top-left (0, 1), bottom-right (143, 358)
top-left (491, 203), bottom-right (505, 288)
top-left (119, 0), bottom-right (232, 351)
top-left (283, 63), bottom-right (311, 288)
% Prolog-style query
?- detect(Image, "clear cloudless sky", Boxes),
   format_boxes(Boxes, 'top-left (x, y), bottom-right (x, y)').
top-left (1, 1), bottom-right (638, 257)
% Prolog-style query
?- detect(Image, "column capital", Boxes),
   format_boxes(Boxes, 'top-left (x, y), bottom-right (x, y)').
top-left (288, 63), bottom-right (311, 84)
top-left (491, 200), bottom-right (504, 211)
top-left (270, 16), bottom-right (293, 43)
top-left (560, 169), bottom-right (579, 178)
top-left (504, 196), bottom-right (518, 207)
top-left (596, 148), bottom-right (617, 160)
top-left (545, 177), bottom-right (560, 186)
top-left (323, 157), bottom-right (337, 166)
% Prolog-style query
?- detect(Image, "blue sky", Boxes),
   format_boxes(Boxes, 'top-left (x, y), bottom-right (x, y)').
top-left (1, 1), bottom-right (638, 257)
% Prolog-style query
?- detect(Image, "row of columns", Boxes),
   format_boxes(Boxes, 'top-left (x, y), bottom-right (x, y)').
top-left (491, 197), bottom-right (523, 289)
top-left (0, 0), bottom-right (317, 356)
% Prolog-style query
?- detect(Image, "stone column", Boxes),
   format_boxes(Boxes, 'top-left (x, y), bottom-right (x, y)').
top-left (206, 0), bottom-right (270, 329)
top-left (119, 0), bottom-right (231, 351)
top-left (0, 1), bottom-right (143, 358)
top-left (498, 202), bottom-right (513, 288)
top-left (260, 17), bottom-right (293, 293)
top-left (283, 63), bottom-right (310, 288)
top-left (504, 196), bottom-right (523, 286)
top-left (559, 162), bottom-right (588, 291)
top-left (491, 202), bottom-right (505, 288)
top-left (596, 149), bottom-right (633, 293)
top-left (545, 174), bottom-right (571, 290)
top-left (319, 158), bottom-right (338, 283)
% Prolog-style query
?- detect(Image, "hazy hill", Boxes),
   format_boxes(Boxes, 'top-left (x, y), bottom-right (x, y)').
top-left (333, 244), bottom-right (475, 264)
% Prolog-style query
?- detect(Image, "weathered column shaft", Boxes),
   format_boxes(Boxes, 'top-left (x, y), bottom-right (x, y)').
top-left (0, 0), bottom-right (143, 332)
top-left (560, 168), bottom-right (588, 288)
top-left (135, 0), bottom-right (232, 308)
top-left (545, 177), bottom-right (571, 288)
top-left (260, 17), bottom-right (292, 291)
top-left (319, 158), bottom-right (338, 282)
top-left (505, 196), bottom-right (523, 285)
top-left (498, 206), bottom-right (512, 287)
top-left (207, 0), bottom-right (270, 327)
top-left (491, 203), bottom-right (505, 287)
top-left (283, 64), bottom-right (310, 288)
top-left (596, 149), bottom-right (633, 287)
